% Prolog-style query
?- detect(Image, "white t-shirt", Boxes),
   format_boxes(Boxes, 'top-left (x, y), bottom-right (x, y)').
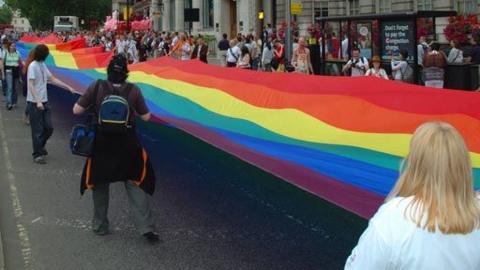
top-left (391, 60), bottom-right (408, 81)
top-left (346, 57), bottom-right (369, 77)
top-left (27, 61), bottom-right (52, 103)
top-left (226, 46), bottom-right (241, 64)
top-left (127, 41), bottom-right (138, 63)
top-left (171, 36), bottom-right (179, 47)
top-left (417, 43), bottom-right (428, 66)
top-left (181, 43), bottom-right (191, 61)
top-left (366, 68), bottom-right (388, 79)
top-left (341, 38), bottom-right (349, 59)
top-left (345, 196), bottom-right (480, 270)
top-left (116, 39), bottom-right (128, 54)
top-left (448, 47), bottom-right (464, 64)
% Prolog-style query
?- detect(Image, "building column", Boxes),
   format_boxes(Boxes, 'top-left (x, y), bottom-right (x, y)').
top-left (192, 0), bottom-right (202, 34)
top-left (214, 0), bottom-right (231, 40)
top-left (150, 0), bottom-right (161, 31)
top-left (162, 0), bottom-right (170, 30)
top-left (237, 0), bottom-right (256, 35)
top-left (263, 0), bottom-right (273, 26)
top-left (175, 0), bottom-right (185, 31)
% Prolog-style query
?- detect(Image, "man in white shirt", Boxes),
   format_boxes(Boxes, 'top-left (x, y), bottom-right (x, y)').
top-left (126, 37), bottom-right (139, 64)
top-left (115, 34), bottom-right (128, 56)
top-left (341, 35), bottom-right (349, 60)
top-left (171, 32), bottom-right (179, 48)
top-left (226, 40), bottom-right (241, 67)
top-left (342, 47), bottom-right (369, 77)
top-left (27, 44), bottom-right (75, 164)
top-left (417, 36), bottom-right (428, 67)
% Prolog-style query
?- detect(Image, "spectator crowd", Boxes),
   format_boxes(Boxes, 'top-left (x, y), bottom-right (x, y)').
top-left (3, 24), bottom-right (480, 91)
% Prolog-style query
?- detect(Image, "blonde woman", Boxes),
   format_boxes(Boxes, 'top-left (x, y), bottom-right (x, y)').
top-left (345, 122), bottom-right (480, 270)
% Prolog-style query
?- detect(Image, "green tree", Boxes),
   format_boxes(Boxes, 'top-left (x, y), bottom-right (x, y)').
top-left (6, 0), bottom-right (111, 30)
top-left (0, 6), bottom-right (13, 25)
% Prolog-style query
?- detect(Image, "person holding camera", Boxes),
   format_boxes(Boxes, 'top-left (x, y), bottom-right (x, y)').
top-left (342, 47), bottom-right (369, 77)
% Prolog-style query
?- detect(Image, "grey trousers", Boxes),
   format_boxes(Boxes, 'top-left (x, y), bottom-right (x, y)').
top-left (92, 180), bottom-right (155, 235)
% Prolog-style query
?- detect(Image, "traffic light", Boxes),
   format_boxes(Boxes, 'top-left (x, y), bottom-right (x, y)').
top-left (258, 10), bottom-right (264, 20)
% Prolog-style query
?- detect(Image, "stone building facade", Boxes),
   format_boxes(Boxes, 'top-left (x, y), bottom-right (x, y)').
top-left (11, 11), bottom-right (32, 32)
top-left (276, 0), bottom-right (480, 40)
top-left (112, 0), bottom-right (275, 41)
top-left (112, 0), bottom-right (479, 42)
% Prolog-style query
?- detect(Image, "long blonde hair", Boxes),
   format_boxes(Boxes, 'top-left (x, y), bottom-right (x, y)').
top-left (387, 121), bottom-right (480, 234)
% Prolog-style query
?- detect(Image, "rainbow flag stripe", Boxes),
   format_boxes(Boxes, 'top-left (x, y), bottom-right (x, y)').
top-left (17, 40), bottom-right (480, 218)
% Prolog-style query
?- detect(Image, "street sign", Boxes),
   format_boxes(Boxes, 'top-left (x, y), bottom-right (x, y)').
top-left (291, 2), bottom-right (302, 15)
top-left (380, 21), bottom-right (415, 61)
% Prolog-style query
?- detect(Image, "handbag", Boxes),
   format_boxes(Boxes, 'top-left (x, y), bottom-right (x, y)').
top-left (285, 61), bottom-right (296, 73)
top-left (70, 124), bottom-right (96, 157)
top-left (70, 80), bottom-right (100, 157)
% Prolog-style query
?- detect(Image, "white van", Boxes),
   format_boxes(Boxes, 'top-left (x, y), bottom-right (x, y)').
top-left (53, 16), bottom-right (79, 32)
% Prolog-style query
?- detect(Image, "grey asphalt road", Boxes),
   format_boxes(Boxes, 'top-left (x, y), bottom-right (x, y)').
top-left (0, 86), bottom-right (367, 270)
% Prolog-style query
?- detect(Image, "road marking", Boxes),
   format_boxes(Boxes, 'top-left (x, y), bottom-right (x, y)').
top-left (0, 110), bottom-right (35, 270)
top-left (31, 218), bottom-right (42, 224)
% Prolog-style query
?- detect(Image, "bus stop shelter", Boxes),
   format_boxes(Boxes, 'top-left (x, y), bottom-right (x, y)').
top-left (314, 11), bottom-right (457, 83)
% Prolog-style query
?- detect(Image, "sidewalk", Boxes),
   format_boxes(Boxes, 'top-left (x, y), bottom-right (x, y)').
top-left (0, 230), bottom-right (4, 270)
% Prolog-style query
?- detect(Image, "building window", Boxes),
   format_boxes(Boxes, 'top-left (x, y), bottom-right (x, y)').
top-left (456, 0), bottom-right (477, 15)
top-left (184, 0), bottom-right (192, 30)
top-left (202, 0), bottom-right (213, 28)
top-left (417, 0), bottom-right (433, 11)
top-left (314, 1), bottom-right (328, 19)
top-left (348, 0), bottom-right (360, 15)
top-left (378, 0), bottom-right (391, 13)
top-left (21, 19), bottom-right (24, 24)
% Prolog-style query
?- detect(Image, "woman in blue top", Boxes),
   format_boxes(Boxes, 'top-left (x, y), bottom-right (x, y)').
top-left (3, 41), bottom-right (21, 110)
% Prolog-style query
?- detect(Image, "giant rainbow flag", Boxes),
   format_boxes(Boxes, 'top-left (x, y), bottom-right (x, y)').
top-left (18, 36), bottom-right (480, 218)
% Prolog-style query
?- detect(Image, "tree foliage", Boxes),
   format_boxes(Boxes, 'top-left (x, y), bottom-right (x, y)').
top-left (0, 6), bottom-right (13, 25)
top-left (6, 0), bottom-right (111, 30)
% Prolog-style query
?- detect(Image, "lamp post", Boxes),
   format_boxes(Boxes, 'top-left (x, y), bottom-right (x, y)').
top-left (258, 10), bottom-right (265, 53)
top-left (285, 0), bottom-right (292, 61)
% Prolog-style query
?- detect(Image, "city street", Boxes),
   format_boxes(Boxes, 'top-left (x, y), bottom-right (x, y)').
top-left (0, 87), bottom-right (366, 270)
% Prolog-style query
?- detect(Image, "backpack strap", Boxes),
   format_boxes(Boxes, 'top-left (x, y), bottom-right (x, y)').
top-left (124, 83), bottom-right (135, 127)
top-left (88, 79), bottom-right (101, 113)
top-left (85, 79), bottom-right (101, 128)
top-left (398, 62), bottom-right (405, 80)
top-left (452, 49), bottom-right (461, 63)
top-left (229, 48), bottom-right (239, 62)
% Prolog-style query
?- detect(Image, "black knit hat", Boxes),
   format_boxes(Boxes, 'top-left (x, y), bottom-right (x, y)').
top-left (107, 54), bottom-right (129, 83)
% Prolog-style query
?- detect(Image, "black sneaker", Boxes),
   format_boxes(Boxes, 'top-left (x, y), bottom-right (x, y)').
top-left (142, 232), bottom-right (160, 243)
top-left (40, 149), bottom-right (48, 156)
top-left (33, 156), bottom-right (46, 164)
top-left (6, 105), bottom-right (12, 110)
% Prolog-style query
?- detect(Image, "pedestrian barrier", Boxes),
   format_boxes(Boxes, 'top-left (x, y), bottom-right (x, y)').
top-left (17, 36), bottom-right (480, 218)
